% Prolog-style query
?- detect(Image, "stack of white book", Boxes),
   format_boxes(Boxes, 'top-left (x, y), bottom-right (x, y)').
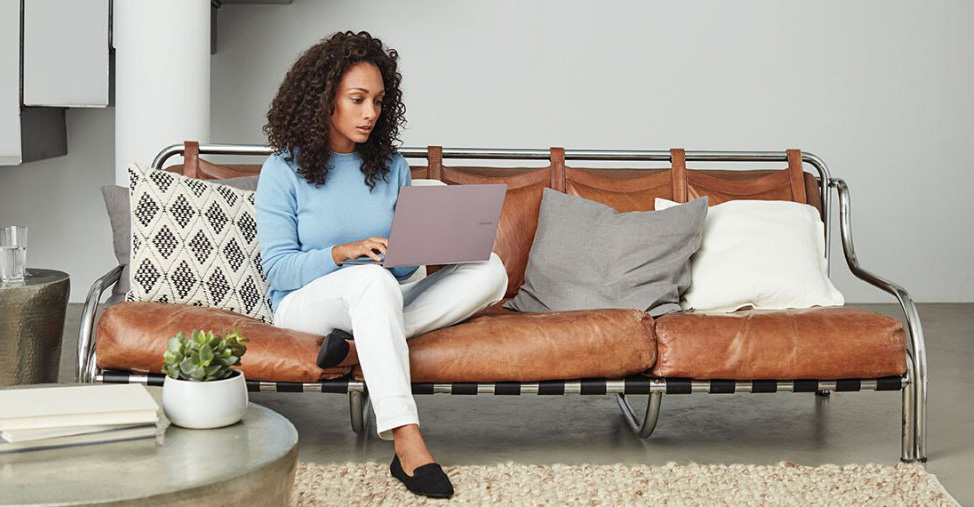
top-left (0, 384), bottom-right (168, 453)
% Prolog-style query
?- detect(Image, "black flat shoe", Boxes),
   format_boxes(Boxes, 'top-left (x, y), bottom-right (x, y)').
top-left (390, 454), bottom-right (454, 498)
top-left (316, 329), bottom-right (353, 369)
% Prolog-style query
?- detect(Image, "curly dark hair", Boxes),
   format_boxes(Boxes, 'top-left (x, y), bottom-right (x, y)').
top-left (263, 31), bottom-right (406, 191)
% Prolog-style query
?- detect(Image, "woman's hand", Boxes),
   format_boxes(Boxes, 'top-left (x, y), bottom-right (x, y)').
top-left (333, 237), bottom-right (388, 265)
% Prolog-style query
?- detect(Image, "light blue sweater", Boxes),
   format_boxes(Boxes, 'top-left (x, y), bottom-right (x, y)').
top-left (255, 149), bottom-right (419, 314)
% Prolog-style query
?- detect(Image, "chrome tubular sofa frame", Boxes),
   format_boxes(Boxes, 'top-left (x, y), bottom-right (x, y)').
top-left (78, 144), bottom-right (927, 462)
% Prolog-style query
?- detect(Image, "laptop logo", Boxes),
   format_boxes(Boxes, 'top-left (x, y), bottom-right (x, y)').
top-left (478, 221), bottom-right (493, 225)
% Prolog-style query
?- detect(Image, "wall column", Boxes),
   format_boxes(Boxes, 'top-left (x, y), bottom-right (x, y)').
top-left (113, 0), bottom-right (209, 184)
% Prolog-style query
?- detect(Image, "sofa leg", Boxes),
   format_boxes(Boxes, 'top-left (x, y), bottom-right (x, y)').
top-left (616, 392), bottom-right (662, 438)
top-left (815, 390), bottom-right (831, 397)
top-left (349, 391), bottom-right (369, 434)
top-left (901, 357), bottom-right (917, 462)
top-left (912, 357), bottom-right (928, 463)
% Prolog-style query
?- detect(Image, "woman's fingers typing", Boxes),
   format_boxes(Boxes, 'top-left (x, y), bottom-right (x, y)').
top-left (368, 239), bottom-right (388, 253)
top-left (340, 237), bottom-right (388, 262)
top-left (365, 239), bottom-right (386, 260)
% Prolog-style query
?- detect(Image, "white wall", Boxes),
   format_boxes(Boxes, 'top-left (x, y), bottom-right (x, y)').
top-left (0, 107), bottom-right (116, 298)
top-left (0, 0), bottom-right (21, 164)
top-left (210, 0), bottom-right (974, 303)
top-left (1, 0), bottom-right (972, 303)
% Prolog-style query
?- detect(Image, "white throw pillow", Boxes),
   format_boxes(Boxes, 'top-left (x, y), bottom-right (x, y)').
top-left (655, 198), bottom-right (844, 313)
top-left (411, 179), bottom-right (446, 186)
top-left (126, 163), bottom-right (274, 323)
top-left (396, 179), bottom-right (447, 284)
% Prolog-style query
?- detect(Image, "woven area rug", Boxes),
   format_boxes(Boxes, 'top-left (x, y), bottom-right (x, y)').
top-left (291, 461), bottom-right (957, 506)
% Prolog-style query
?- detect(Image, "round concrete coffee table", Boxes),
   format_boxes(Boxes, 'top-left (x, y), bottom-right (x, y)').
top-left (0, 385), bottom-right (298, 506)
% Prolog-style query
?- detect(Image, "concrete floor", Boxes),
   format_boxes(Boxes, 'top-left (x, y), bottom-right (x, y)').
top-left (60, 303), bottom-right (973, 503)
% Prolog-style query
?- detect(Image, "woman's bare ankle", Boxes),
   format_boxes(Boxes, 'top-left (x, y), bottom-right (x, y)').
top-left (392, 425), bottom-right (435, 475)
top-left (393, 424), bottom-right (426, 453)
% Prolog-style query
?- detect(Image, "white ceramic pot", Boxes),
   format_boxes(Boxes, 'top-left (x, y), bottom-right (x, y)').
top-left (162, 369), bottom-right (249, 429)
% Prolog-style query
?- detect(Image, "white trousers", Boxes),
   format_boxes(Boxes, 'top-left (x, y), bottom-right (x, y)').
top-left (272, 252), bottom-right (508, 440)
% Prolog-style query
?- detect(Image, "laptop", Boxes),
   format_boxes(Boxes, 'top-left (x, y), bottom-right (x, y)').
top-left (342, 183), bottom-right (507, 267)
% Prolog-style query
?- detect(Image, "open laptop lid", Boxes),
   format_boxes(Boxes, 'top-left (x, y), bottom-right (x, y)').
top-left (378, 183), bottom-right (507, 267)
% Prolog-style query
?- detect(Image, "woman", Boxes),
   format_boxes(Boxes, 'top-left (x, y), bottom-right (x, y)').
top-left (255, 31), bottom-right (508, 498)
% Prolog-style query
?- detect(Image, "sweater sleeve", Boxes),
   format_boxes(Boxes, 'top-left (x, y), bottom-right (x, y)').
top-left (388, 154), bottom-right (421, 281)
top-left (255, 154), bottom-right (341, 291)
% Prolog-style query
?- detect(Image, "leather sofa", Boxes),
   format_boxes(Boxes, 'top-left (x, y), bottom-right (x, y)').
top-left (81, 142), bottom-right (927, 462)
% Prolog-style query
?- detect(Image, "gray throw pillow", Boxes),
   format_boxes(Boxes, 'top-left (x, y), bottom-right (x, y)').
top-left (503, 188), bottom-right (708, 317)
top-left (99, 175), bottom-right (258, 303)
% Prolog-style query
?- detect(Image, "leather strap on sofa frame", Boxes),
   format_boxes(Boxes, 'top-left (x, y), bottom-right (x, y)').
top-left (97, 368), bottom-right (909, 448)
top-left (76, 143), bottom-right (928, 463)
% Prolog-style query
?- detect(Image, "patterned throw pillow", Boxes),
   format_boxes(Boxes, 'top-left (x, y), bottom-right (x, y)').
top-left (125, 163), bottom-right (274, 323)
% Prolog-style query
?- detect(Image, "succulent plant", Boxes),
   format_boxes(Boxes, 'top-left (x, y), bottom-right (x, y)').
top-left (162, 328), bottom-right (249, 382)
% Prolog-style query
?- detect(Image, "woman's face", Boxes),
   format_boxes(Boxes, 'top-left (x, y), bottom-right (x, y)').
top-left (328, 62), bottom-right (385, 154)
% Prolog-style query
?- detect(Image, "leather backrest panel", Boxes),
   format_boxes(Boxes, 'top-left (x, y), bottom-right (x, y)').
top-left (437, 165), bottom-right (552, 298)
top-left (181, 142), bottom-right (824, 296)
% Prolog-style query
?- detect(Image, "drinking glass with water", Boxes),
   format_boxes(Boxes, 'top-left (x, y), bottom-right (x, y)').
top-left (0, 225), bottom-right (27, 284)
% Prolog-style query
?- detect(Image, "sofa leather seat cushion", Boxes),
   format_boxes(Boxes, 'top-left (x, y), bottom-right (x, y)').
top-left (652, 307), bottom-right (907, 380)
top-left (96, 302), bottom-right (351, 382)
top-left (353, 304), bottom-right (657, 383)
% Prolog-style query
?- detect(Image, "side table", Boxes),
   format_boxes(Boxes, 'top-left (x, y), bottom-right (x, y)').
top-left (0, 269), bottom-right (70, 386)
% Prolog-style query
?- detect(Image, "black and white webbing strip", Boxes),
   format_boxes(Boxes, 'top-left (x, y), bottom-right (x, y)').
top-left (97, 370), bottom-right (905, 395)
